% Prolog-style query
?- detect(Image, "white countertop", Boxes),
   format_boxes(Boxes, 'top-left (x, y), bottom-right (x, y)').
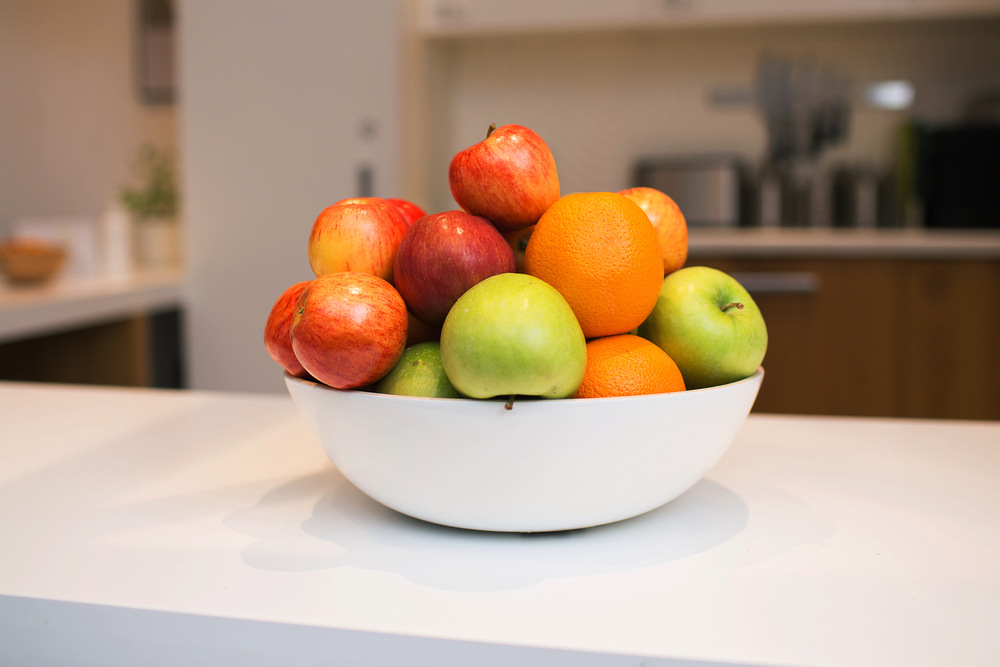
top-left (688, 227), bottom-right (1000, 259)
top-left (0, 267), bottom-right (185, 344)
top-left (1, 381), bottom-right (998, 666)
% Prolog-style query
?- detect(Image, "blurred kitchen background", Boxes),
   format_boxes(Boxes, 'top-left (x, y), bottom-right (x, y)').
top-left (1, 0), bottom-right (999, 419)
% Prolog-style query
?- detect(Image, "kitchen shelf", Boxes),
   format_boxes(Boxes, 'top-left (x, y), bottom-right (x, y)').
top-left (416, 0), bottom-right (1000, 38)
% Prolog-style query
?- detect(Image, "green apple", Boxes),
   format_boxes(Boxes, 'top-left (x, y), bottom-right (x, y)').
top-left (638, 266), bottom-right (767, 389)
top-left (374, 341), bottom-right (461, 398)
top-left (440, 273), bottom-right (586, 399)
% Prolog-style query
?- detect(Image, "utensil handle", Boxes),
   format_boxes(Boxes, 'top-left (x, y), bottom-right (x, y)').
top-left (731, 271), bottom-right (822, 295)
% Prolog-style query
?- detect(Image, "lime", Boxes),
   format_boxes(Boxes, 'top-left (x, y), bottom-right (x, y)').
top-left (374, 341), bottom-right (461, 398)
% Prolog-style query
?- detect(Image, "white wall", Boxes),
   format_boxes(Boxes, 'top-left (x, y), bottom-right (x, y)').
top-left (177, 0), bottom-right (404, 394)
top-left (0, 0), bottom-right (176, 233)
top-left (421, 17), bottom-right (1000, 212)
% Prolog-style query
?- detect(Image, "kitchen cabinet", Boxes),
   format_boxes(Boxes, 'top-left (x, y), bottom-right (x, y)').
top-left (0, 268), bottom-right (185, 388)
top-left (693, 254), bottom-right (1000, 419)
top-left (0, 309), bottom-right (183, 388)
top-left (416, 0), bottom-right (1000, 37)
top-left (0, 315), bottom-right (151, 387)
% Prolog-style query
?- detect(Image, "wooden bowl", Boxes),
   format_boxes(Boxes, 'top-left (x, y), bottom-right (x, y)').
top-left (0, 239), bottom-right (68, 284)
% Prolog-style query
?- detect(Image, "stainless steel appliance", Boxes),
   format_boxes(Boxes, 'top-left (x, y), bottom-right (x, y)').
top-left (633, 156), bottom-right (745, 227)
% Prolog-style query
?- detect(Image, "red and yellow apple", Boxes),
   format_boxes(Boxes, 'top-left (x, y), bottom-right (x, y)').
top-left (263, 279), bottom-right (312, 378)
top-left (448, 123), bottom-right (560, 233)
top-left (307, 197), bottom-right (409, 283)
top-left (619, 186), bottom-right (688, 276)
top-left (289, 272), bottom-right (408, 389)
top-left (387, 197), bottom-right (427, 227)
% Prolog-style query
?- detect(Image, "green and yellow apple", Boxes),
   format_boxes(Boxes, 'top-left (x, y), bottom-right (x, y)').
top-left (374, 341), bottom-right (461, 398)
top-left (638, 266), bottom-right (767, 389)
top-left (440, 273), bottom-right (586, 399)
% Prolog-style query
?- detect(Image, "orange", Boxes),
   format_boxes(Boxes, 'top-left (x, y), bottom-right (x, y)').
top-left (524, 192), bottom-right (664, 338)
top-left (574, 334), bottom-right (686, 399)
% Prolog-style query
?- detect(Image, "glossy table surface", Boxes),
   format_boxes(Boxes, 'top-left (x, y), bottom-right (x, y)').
top-left (1, 381), bottom-right (998, 666)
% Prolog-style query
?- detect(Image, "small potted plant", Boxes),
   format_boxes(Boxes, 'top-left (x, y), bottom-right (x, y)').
top-left (119, 143), bottom-right (180, 268)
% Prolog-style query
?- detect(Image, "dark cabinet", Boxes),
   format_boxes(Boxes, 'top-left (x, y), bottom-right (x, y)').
top-left (0, 309), bottom-right (185, 389)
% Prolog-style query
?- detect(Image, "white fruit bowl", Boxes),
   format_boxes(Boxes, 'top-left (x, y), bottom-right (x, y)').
top-left (285, 368), bottom-right (763, 533)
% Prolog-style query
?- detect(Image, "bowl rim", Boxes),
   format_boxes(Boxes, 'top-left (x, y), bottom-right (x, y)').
top-left (284, 366), bottom-right (764, 406)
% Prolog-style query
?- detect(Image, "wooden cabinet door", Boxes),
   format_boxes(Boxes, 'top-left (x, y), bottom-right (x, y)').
top-left (897, 260), bottom-right (1000, 420)
top-left (0, 316), bottom-right (151, 387)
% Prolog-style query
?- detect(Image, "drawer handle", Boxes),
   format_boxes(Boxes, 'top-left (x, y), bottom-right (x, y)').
top-left (730, 271), bottom-right (822, 295)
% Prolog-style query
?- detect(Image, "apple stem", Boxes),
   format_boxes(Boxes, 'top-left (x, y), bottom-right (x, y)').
top-left (505, 395), bottom-right (514, 411)
top-left (722, 302), bottom-right (745, 312)
top-left (486, 123), bottom-right (497, 139)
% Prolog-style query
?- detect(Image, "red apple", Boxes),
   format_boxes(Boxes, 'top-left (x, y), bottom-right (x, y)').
top-left (393, 210), bottom-right (517, 325)
top-left (448, 123), bottom-right (560, 233)
top-left (307, 197), bottom-right (409, 283)
top-left (387, 197), bottom-right (427, 227)
top-left (289, 272), bottom-right (408, 389)
top-left (263, 279), bottom-right (312, 378)
top-left (619, 186), bottom-right (689, 276)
